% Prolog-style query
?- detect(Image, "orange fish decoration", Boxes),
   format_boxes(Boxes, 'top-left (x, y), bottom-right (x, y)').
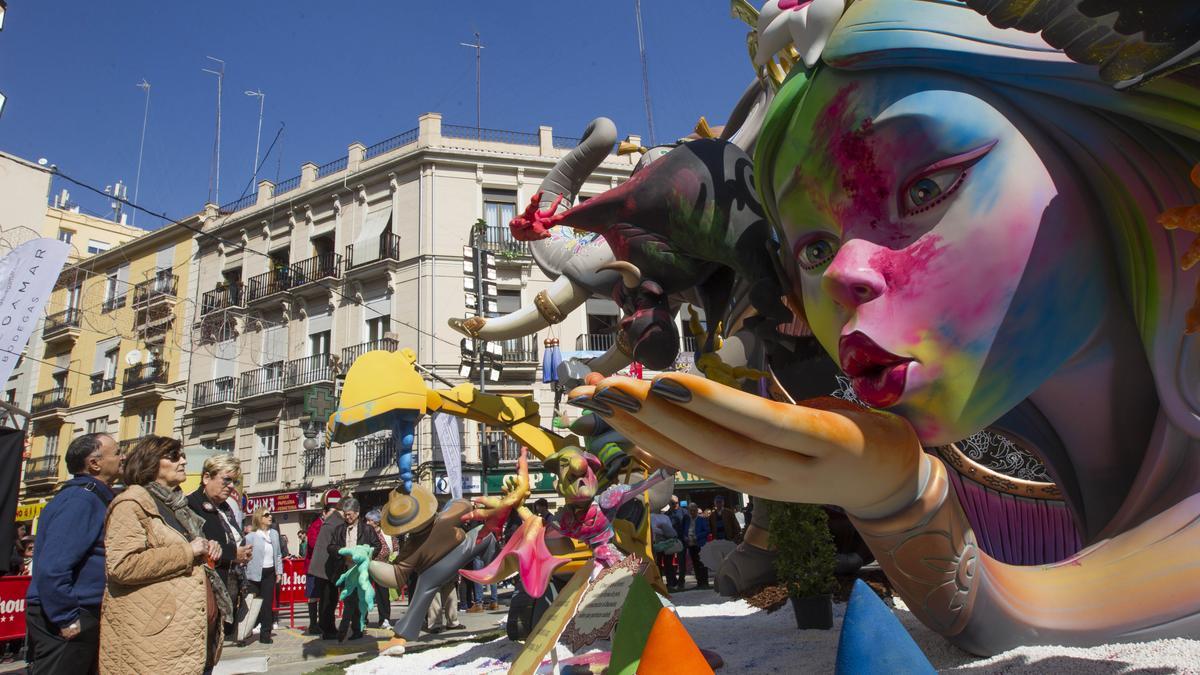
top-left (1159, 164), bottom-right (1200, 334)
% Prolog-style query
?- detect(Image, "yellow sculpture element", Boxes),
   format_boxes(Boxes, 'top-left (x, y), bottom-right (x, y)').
top-left (1157, 163), bottom-right (1200, 333)
top-left (694, 116), bottom-right (717, 139)
top-left (686, 307), bottom-right (769, 387)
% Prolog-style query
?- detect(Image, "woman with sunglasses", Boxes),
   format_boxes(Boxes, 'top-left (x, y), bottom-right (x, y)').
top-left (187, 454), bottom-right (253, 642)
top-left (243, 507), bottom-right (283, 644)
top-left (99, 435), bottom-right (230, 674)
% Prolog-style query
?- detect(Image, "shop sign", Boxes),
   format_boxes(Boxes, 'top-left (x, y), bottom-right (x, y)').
top-left (434, 474), bottom-right (482, 495)
top-left (246, 491), bottom-right (308, 513)
top-left (16, 501), bottom-right (45, 521)
top-left (484, 471), bottom-right (557, 494)
top-left (674, 470), bottom-right (714, 486)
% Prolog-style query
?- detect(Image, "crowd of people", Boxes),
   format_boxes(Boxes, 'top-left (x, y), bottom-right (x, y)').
top-left (13, 430), bottom-right (746, 674)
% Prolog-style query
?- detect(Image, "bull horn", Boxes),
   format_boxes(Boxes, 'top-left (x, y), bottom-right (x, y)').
top-left (446, 275), bottom-right (592, 341)
top-left (597, 261), bottom-right (641, 289)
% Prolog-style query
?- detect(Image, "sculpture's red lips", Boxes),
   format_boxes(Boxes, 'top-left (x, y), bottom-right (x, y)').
top-left (838, 332), bottom-right (914, 408)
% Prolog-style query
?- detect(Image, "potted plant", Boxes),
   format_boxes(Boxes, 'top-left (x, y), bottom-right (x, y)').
top-left (770, 501), bottom-right (837, 629)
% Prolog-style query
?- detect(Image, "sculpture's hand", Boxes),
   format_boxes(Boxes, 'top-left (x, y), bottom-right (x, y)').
top-left (569, 372), bottom-right (926, 519)
top-left (510, 191), bottom-right (565, 241)
top-left (463, 447), bottom-right (533, 535)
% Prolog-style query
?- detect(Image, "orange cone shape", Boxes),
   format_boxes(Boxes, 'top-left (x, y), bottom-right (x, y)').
top-left (636, 607), bottom-right (714, 675)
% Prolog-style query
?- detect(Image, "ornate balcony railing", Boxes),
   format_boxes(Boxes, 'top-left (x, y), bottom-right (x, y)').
top-left (286, 354), bottom-right (334, 389)
top-left (220, 193), bottom-right (257, 214)
top-left (354, 433), bottom-right (396, 472)
top-left (240, 363), bottom-right (286, 398)
top-left (344, 232), bottom-right (402, 270)
top-left (194, 376), bottom-right (237, 407)
top-left (316, 156), bottom-right (348, 178)
top-left (43, 308), bottom-right (81, 336)
top-left (443, 124), bottom-right (540, 146)
top-left (290, 253), bottom-right (341, 287)
top-left (304, 446), bottom-right (326, 478)
top-left (257, 454), bottom-right (278, 483)
top-left (90, 374), bottom-right (116, 395)
top-left (364, 128), bottom-right (418, 159)
top-left (124, 362), bottom-right (169, 389)
top-left (133, 273), bottom-right (178, 305)
top-left (575, 332), bottom-right (616, 352)
top-left (31, 388), bottom-right (71, 414)
top-left (341, 338), bottom-right (399, 370)
top-left (482, 430), bottom-right (523, 464)
top-left (499, 335), bottom-right (538, 363)
top-left (201, 283), bottom-right (244, 314)
top-left (246, 267), bottom-right (294, 303)
top-left (273, 175), bottom-right (301, 196)
top-left (24, 455), bottom-right (59, 480)
top-left (478, 225), bottom-right (530, 259)
top-left (552, 134), bottom-right (582, 149)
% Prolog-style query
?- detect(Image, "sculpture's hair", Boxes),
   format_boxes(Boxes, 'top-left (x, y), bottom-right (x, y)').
top-left (755, 0), bottom-right (1200, 439)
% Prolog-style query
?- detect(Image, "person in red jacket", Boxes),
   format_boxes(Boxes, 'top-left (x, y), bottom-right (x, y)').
top-left (303, 506), bottom-right (330, 635)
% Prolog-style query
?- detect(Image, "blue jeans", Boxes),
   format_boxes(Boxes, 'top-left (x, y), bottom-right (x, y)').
top-left (471, 558), bottom-right (498, 603)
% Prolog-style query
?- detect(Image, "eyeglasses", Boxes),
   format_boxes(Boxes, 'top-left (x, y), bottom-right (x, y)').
top-left (163, 448), bottom-right (186, 462)
top-left (219, 476), bottom-right (236, 486)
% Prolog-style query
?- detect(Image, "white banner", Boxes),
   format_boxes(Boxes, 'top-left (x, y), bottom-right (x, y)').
top-left (0, 239), bottom-right (69, 385)
top-left (433, 413), bottom-right (463, 500)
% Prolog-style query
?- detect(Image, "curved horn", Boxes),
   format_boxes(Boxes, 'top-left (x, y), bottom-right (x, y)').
top-left (597, 261), bottom-right (641, 289)
top-left (537, 118), bottom-right (619, 214)
top-left (447, 275), bottom-right (591, 341)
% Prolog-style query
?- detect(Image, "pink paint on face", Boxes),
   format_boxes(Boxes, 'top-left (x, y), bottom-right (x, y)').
top-left (779, 0), bottom-right (815, 10)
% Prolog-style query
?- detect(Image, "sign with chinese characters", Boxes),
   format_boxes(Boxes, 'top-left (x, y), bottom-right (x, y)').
top-left (246, 491), bottom-right (308, 513)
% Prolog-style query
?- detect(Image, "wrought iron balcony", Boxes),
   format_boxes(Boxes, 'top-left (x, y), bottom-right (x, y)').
top-left (101, 295), bottom-right (126, 313)
top-left (240, 362), bottom-right (286, 398)
top-left (290, 253), bottom-right (341, 288)
top-left (201, 283), bottom-right (244, 314)
top-left (286, 354), bottom-right (334, 389)
top-left (341, 338), bottom-right (399, 370)
top-left (124, 362), bottom-right (169, 390)
top-left (257, 454), bottom-right (278, 483)
top-left (245, 268), bottom-right (294, 303)
top-left (90, 374), bottom-right (116, 395)
top-left (31, 388), bottom-right (70, 415)
top-left (132, 273), bottom-right (178, 306)
top-left (477, 226), bottom-right (530, 259)
top-left (24, 455), bottom-right (59, 481)
top-left (482, 430), bottom-right (523, 464)
top-left (499, 335), bottom-right (538, 363)
top-left (43, 308), bottom-right (81, 339)
top-left (193, 376), bottom-right (237, 407)
top-left (304, 446), bottom-right (327, 478)
top-left (345, 232), bottom-right (402, 271)
top-left (575, 332), bottom-right (617, 352)
top-left (354, 433), bottom-right (396, 472)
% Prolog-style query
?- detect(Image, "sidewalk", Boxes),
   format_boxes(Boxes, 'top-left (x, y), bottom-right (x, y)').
top-left (0, 598), bottom-right (512, 675)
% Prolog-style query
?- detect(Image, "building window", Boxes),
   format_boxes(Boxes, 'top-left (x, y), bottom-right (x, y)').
top-left (67, 283), bottom-right (82, 310)
top-left (57, 229), bottom-right (74, 244)
top-left (52, 370), bottom-right (68, 390)
top-left (138, 409), bottom-right (157, 437)
top-left (87, 240), bottom-right (111, 255)
top-left (45, 433), bottom-right (60, 457)
top-left (482, 189), bottom-right (518, 233)
top-left (309, 330), bottom-right (331, 356)
top-left (256, 427), bottom-right (278, 457)
top-left (365, 316), bottom-right (390, 342)
top-left (103, 348), bottom-right (119, 380)
top-left (86, 417), bottom-right (107, 434)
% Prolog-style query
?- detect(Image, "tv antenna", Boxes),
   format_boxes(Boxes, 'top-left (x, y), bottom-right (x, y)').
top-left (202, 56), bottom-right (225, 205)
top-left (133, 79), bottom-right (151, 226)
top-left (459, 32), bottom-right (484, 139)
top-left (634, 0), bottom-right (657, 145)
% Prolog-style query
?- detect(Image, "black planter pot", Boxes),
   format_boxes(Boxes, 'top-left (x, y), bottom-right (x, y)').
top-left (790, 594), bottom-right (834, 630)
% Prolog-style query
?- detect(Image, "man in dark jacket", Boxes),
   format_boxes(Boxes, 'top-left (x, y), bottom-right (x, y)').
top-left (328, 497), bottom-right (380, 641)
top-left (310, 498), bottom-right (345, 639)
top-left (25, 433), bottom-right (122, 674)
top-left (708, 495), bottom-right (742, 544)
top-left (186, 454), bottom-right (252, 638)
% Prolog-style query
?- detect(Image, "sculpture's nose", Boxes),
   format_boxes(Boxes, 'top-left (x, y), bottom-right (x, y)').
top-left (822, 241), bottom-right (886, 310)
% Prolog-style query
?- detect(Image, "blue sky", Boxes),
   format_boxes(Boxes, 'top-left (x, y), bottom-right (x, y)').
top-left (0, 1), bottom-right (758, 227)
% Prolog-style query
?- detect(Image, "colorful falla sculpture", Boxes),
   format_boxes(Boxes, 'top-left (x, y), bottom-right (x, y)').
top-left (564, 0), bottom-right (1200, 657)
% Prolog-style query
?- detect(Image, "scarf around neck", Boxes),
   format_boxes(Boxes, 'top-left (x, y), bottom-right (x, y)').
top-left (144, 482), bottom-right (233, 622)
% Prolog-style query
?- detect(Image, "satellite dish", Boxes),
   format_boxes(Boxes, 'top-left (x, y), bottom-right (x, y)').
top-left (125, 349), bottom-right (142, 366)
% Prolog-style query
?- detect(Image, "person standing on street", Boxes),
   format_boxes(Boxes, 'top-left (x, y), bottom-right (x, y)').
top-left (303, 506), bottom-right (330, 635)
top-left (684, 502), bottom-right (710, 589)
top-left (708, 495), bottom-right (742, 544)
top-left (25, 433), bottom-right (121, 674)
top-left (329, 498), bottom-right (379, 641)
top-left (187, 454), bottom-right (252, 642)
top-left (310, 496), bottom-right (344, 639)
top-left (364, 510), bottom-right (392, 629)
top-left (243, 509), bottom-right (283, 644)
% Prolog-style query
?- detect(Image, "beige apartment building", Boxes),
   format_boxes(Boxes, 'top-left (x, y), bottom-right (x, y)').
top-left (184, 113), bottom-right (646, 541)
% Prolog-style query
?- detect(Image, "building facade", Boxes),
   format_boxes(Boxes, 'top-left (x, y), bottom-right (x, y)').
top-left (183, 113), bottom-right (648, 541)
top-left (19, 219), bottom-right (198, 517)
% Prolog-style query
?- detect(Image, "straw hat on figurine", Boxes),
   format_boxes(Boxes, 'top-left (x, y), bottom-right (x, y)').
top-left (380, 484), bottom-right (438, 536)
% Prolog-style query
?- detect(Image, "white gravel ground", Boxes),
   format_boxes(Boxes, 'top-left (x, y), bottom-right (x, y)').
top-left (347, 589), bottom-right (1200, 674)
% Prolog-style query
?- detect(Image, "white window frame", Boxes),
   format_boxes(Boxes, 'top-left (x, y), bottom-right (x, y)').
top-left (138, 409), bottom-right (157, 437)
top-left (86, 417), bottom-right (107, 434)
top-left (256, 426), bottom-right (279, 458)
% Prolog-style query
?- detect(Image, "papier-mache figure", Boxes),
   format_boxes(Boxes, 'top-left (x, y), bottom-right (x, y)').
top-left (334, 544), bottom-right (375, 635)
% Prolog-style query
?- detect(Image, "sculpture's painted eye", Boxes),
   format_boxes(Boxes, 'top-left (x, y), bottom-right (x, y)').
top-left (901, 140), bottom-right (998, 217)
top-left (797, 237), bottom-right (838, 270)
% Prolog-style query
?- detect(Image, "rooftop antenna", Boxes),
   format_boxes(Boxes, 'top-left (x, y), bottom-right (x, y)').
top-left (634, 0), bottom-right (657, 145)
top-left (459, 32), bottom-right (484, 140)
top-left (132, 79), bottom-right (151, 225)
top-left (244, 89), bottom-right (265, 192)
top-left (202, 56), bottom-right (225, 205)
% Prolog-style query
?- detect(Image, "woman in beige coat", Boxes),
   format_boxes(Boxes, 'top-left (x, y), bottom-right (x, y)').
top-left (100, 436), bottom-right (228, 674)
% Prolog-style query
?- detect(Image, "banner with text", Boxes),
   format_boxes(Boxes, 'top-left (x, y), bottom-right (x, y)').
top-left (0, 239), bottom-right (69, 384)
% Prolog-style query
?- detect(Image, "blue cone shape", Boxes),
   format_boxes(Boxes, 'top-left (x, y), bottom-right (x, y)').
top-left (835, 579), bottom-right (935, 675)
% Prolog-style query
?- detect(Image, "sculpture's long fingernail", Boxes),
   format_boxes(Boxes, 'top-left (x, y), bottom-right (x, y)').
top-left (593, 387), bottom-right (641, 413)
top-left (569, 395), bottom-right (613, 416)
top-left (650, 379), bottom-right (692, 403)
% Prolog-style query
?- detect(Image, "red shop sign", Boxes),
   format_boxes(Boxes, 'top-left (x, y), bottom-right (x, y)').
top-left (246, 491), bottom-right (308, 513)
top-left (0, 576), bottom-right (30, 642)
top-left (278, 558), bottom-right (308, 605)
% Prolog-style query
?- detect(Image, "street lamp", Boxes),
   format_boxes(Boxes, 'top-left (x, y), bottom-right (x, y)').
top-left (244, 89), bottom-right (265, 190)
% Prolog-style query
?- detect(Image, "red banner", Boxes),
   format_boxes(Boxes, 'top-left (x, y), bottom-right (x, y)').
top-left (0, 576), bottom-right (30, 642)
top-left (277, 558), bottom-right (308, 605)
top-left (246, 491), bottom-right (308, 514)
